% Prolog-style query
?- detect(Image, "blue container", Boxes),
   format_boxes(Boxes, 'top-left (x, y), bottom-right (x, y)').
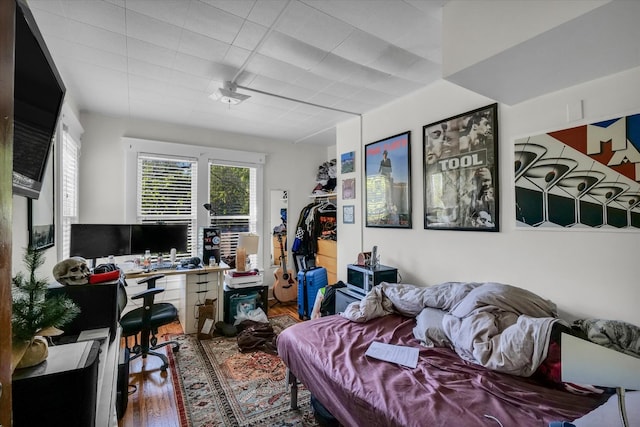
top-left (297, 267), bottom-right (328, 319)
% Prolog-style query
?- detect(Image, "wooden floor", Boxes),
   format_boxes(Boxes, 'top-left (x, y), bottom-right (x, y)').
top-left (118, 301), bottom-right (299, 427)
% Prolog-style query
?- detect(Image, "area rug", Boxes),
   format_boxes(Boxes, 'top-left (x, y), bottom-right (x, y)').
top-left (169, 314), bottom-right (319, 426)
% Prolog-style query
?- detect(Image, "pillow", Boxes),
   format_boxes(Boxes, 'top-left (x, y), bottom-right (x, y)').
top-left (413, 307), bottom-right (451, 348)
top-left (572, 391), bottom-right (640, 426)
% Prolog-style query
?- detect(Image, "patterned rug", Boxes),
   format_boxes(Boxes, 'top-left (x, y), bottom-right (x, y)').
top-left (169, 314), bottom-right (319, 426)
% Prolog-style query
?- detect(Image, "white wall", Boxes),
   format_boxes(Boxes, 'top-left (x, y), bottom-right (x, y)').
top-left (77, 112), bottom-right (328, 272)
top-left (12, 70), bottom-right (638, 326)
top-left (336, 67), bottom-right (640, 326)
top-left (11, 112), bottom-right (329, 282)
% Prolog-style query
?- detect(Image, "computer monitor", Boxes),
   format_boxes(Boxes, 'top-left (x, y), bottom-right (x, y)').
top-left (70, 224), bottom-right (131, 259)
top-left (130, 224), bottom-right (188, 255)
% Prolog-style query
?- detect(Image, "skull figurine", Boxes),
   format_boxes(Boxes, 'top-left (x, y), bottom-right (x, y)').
top-left (53, 257), bottom-right (91, 285)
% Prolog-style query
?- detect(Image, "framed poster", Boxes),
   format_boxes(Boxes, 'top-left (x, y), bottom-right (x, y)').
top-left (514, 111), bottom-right (640, 230)
top-left (343, 205), bottom-right (355, 224)
top-left (341, 151), bottom-right (355, 173)
top-left (28, 145), bottom-right (55, 250)
top-left (423, 103), bottom-right (499, 231)
top-left (342, 178), bottom-right (355, 199)
top-left (365, 131), bottom-right (411, 228)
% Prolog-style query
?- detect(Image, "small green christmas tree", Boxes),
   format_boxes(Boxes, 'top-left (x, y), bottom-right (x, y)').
top-left (12, 247), bottom-right (80, 342)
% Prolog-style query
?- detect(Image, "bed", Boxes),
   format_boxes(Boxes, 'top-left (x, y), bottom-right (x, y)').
top-left (276, 282), bottom-right (611, 427)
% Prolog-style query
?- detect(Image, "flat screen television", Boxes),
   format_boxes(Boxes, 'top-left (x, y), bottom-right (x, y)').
top-left (130, 224), bottom-right (189, 255)
top-left (13, 0), bottom-right (66, 199)
top-left (69, 224), bottom-right (132, 260)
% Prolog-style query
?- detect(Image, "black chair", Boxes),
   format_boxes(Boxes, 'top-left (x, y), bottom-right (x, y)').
top-left (119, 274), bottom-right (180, 371)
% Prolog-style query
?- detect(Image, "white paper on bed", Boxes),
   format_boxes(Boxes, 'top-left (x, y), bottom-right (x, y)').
top-left (365, 341), bottom-right (419, 368)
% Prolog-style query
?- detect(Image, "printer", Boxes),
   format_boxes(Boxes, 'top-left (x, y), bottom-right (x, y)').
top-left (224, 268), bottom-right (264, 289)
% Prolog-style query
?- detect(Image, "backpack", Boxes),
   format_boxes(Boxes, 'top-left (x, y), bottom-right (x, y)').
top-left (320, 281), bottom-right (347, 316)
top-left (236, 320), bottom-right (277, 354)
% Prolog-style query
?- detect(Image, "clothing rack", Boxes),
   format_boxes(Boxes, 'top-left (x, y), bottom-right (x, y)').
top-left (292, 194), bottom-right (337, 272)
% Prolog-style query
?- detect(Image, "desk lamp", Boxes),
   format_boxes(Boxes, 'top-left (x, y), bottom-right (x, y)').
top-left (236, 233), bottom-right (259, 272)
top-left (561, 333), bottom-right (640, 427)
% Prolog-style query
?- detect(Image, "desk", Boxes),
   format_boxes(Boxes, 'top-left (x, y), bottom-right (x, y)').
top-left (125, 265), bottom-right (229, 334)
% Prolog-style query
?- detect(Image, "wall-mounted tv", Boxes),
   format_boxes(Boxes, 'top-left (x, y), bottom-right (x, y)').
top-left (13, 0), bottom-right (66, 199)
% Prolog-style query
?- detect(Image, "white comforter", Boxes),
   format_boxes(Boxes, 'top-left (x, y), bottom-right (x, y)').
top-left (341, 282), bottom-right (560, 377)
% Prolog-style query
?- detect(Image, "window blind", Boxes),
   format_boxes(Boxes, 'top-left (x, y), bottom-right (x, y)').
top-left (61, 125), bottom-right (79, 259)
top-left (137, 154), bottom-right (197, 256)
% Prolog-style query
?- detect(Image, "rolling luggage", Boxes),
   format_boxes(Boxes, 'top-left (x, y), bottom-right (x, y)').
top-left (297, 267), bottom-right (328, 320)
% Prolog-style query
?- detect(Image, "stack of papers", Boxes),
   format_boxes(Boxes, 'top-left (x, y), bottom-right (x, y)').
top-left (365, 341), bottom-right (419, 368)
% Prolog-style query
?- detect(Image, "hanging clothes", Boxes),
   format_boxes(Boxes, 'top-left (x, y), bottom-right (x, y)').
top-left (292, 198), bottom-right (336, 271)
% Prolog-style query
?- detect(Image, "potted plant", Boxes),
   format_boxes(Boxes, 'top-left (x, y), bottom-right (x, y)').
top-left (12, 247), bottom-right (80, 368)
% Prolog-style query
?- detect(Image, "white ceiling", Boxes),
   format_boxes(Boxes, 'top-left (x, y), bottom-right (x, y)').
top-left (26, 0), bottom-right (445, 146)
top-left (445, 0), bottom-right (640, 106)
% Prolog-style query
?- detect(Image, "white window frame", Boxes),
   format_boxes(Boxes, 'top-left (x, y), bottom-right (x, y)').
top-left (56, 103), bottom-right (83, 261)
top-left (208, 161), bottom-right (258, 264)
top-left (123, 138), bottom-right (265, 265)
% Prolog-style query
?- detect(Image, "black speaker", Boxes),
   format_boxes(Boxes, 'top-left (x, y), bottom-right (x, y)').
top-left (46, 280), bottom-right (123, 343)
top-left (116, 347), bottom-right (130, 419)
top-left (202, 227), bottom-right (221, 264)
top-left (13, 341), bottom-right (101, 427)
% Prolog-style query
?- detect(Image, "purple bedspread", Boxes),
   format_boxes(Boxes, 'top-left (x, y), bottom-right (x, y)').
top-left (277, 314), bottom-right (606, 427)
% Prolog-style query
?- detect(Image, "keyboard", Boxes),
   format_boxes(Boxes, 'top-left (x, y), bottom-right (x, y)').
top-left (151, 262), bottom-right (175, 270)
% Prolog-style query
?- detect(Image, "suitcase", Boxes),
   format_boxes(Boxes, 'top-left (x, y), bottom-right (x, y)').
top-left (297, 267), bottom-right (328, 320)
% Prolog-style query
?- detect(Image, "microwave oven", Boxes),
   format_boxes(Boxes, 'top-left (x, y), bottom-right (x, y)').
top-left (346, 264), bottom-right (397, 294)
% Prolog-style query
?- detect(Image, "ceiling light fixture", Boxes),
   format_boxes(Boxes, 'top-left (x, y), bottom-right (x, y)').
top-left (210, 81), bottom-right (251, 105)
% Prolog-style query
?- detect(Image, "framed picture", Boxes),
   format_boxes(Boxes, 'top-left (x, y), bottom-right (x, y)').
top-left (342, 178), bottom-right (355, 200)
top-left (28, 146), bottom-right (55, 250)
top-left (515, 111), bottom-right (640, 230)
top-left (343, 205), bottom-right (355, 224)
top-left (341, 151), bottom-right (355, 173)
top-left (365, 131), bottom-right (412, 228)
top-left (423, 103), bottom-right (499, 231)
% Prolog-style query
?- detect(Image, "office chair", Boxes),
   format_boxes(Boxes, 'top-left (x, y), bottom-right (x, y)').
top-left (119, 274), bottom-right (180, 371)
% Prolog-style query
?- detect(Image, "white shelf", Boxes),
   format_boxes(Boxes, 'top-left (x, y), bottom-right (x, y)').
top-left (96, 327), bottom-right (122, 426)
top-left (309, 193), bottom-right (336, 199)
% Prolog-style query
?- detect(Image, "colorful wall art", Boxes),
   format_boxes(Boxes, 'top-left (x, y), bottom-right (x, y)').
top-left (365, 131), bottom-right (412, 228)
top-left (514, 112), bottom-right (640, 230)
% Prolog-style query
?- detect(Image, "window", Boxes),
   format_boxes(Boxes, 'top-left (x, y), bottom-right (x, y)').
top-left (208, 163), bottom-right (257, 265)
top-left (136, 154), bottom-right (197, 256)
top-left (124, 137), bottom-right (265, 266)
top-left (59, 124), bottom-right (80, 259)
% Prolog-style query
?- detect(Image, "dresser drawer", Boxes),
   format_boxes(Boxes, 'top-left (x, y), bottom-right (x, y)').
top-left (316, 239), bottom-right (336, 256)
top-left (315, 254), bottom-right (336, 273)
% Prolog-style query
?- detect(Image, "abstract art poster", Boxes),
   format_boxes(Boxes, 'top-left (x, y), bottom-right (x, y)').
top-left (515, 112), bottom-right (640, 230)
